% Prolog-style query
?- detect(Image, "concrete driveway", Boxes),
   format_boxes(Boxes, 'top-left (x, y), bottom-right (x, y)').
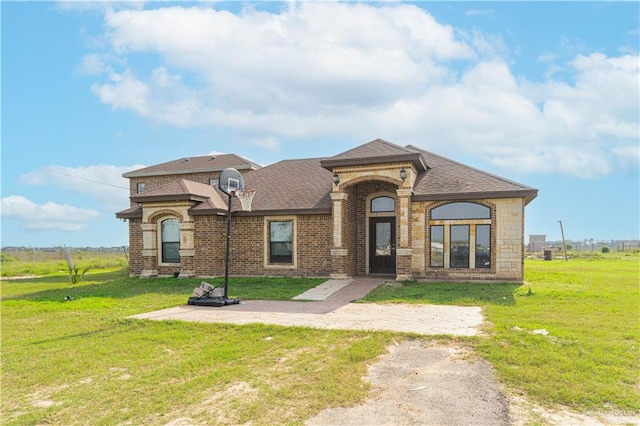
top-left (129, 277), bottom-right (484, 336)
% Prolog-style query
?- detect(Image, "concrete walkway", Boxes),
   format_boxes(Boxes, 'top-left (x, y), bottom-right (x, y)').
top-left (129, 277), bottom-right (484, 336)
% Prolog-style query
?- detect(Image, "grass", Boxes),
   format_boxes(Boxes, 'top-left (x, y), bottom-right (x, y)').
top-left (3, 254), bottom-right (639, 423)
top-left (362, 253), bottom-right (640, 412)
top-left (1, 249), bottom-right (128, 277)
top-left (1, 271), bottom-right (396, 425)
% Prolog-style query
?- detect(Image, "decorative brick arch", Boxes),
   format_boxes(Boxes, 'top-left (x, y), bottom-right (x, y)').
top-left (147, 209), bottom-right (184, 224)
top-left (339, 174), bottom-right (403, 191)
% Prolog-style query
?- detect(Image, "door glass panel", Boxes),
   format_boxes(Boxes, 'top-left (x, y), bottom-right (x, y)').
top-left (430, 225), bottom-right (444, 267)
top-left (475, 224), bottom-right (491, 268)
top-left (450, 225), bottom-right (470, 268)
top-left (376, 222), bottom-right (392, 256)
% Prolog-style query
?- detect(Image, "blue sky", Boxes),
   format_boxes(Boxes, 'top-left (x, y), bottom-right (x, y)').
top-left (1, 1), bottom-right (638, 248)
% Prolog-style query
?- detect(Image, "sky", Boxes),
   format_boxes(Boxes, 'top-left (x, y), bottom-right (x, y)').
top-left (1, 1), bottom-right (638, 248)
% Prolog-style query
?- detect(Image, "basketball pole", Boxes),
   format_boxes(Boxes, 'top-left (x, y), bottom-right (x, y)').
top-left (223, 192), bottom-right (232, 299)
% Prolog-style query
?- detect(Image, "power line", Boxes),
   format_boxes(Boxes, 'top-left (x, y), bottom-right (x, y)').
top-left (1, 157), bottom-right (130, 191)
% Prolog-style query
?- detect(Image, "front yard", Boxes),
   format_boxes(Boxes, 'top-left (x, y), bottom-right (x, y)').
top-left (2, 254), bottom-right (639, 424)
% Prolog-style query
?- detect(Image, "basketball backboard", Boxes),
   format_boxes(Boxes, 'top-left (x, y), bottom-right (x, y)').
top-left (219, 168), bottom-right (245, 196)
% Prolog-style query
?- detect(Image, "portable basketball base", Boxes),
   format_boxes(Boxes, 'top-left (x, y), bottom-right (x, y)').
top-left (187, 168), bottom-right (253, 308)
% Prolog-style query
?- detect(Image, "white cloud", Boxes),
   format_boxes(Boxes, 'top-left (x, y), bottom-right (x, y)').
top-left (83, 3), bottom-right (639, 178)
top-left (1, 196), bottom-right (100, 232)
top-left (465, 9), bottom-right (494, 17)
top-left (19, 164), bottom-right (144, 211)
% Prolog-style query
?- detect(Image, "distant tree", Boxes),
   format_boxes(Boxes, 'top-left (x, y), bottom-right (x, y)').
top-left (601, 246), bottom-right (610, 253)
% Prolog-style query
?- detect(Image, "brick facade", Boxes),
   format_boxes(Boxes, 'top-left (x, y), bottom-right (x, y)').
top-left (126, 192), bottom-right (526, 282)
top-left (120, 140), bottom-right (534, 283)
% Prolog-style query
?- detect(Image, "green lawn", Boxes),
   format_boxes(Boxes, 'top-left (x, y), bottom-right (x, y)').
top-left (362, 253), bottom-right (640, 412)
top-left (1, 271), bottom-right (395, 425)
top-left (2, 254), bottom-right (639, 424)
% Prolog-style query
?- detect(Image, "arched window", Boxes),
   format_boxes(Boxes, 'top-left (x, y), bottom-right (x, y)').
top-left (431, 202), bottom-right (490, 220)
top-left (161, 219), bottom-right (180, 263)
top-left (429, 202), bottom-right (491, 269)
top-left (371, 196), bottom-right (395, 213)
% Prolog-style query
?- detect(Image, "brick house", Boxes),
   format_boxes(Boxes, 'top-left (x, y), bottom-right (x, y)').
top-left (116, 139), bottom-right (537, 282)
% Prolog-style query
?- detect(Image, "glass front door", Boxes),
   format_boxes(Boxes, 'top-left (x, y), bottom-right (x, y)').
top-left (369, 217), bottom-right (396, 274)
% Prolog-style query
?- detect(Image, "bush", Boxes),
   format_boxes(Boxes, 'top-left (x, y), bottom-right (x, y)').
top-left (601, 246), bottom-right (610, 253)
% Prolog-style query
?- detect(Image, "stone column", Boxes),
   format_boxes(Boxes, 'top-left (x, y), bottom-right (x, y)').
top-left (330, 192), bottom-right (349, 279)
top-left (396, 188), bottom-right (413, 281)
top-left (178, 221), bottom-right (195, 277)
top-left (140, 223), bottom-right (158, 277)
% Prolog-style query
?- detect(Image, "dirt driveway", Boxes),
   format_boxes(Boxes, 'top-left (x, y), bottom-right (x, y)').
top-left (307, 340), bottom-right (510, 426)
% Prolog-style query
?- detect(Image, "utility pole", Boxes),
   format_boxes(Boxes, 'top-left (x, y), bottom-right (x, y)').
top-left (558, 220), bottom-right (568, 261)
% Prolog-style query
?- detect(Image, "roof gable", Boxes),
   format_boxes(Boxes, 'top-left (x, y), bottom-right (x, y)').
top-left (320, 138), bottom-right (427, 171)
top-left (123, 153), bottom-right (260, 178)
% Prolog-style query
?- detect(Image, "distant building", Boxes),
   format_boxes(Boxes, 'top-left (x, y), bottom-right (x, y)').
top-left (528, 235), bottom-right (546, 252)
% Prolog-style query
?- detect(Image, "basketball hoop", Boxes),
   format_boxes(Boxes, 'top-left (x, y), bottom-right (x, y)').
top-left (234, 188), bottom-right (256, 212)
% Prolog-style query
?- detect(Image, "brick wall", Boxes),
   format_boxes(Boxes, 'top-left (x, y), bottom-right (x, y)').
top-left (296, 215), bottom-right (333, 276)
top-left (128, 219), bottom-right (143, 276)
top-left (192, 213), bottom-right (333, 278)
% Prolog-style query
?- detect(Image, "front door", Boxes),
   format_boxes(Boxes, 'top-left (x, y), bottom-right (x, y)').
top-left (369, 217), bottom-right (396, 274)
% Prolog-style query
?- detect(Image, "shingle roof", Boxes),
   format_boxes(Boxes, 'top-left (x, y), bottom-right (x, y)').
top-left (407, 145), bottom-right (538, 204)
top-left (191, 158), bottom-right (335, 215)
top-left (115, 204), bottom-right (142, 219)
top-left (116, 139), bottom-right (537, 219)
top-left (246, 158), bottom-right (333, 213)
top-left (123, 153), bottom-right (260, 178)
top-left (320, 138), bottom-right (427, 171)
top-left (130, 179), bottom-right (227, 209)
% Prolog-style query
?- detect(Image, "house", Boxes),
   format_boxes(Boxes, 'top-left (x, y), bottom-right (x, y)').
top-left (116, 139), bottom-right (538, 282)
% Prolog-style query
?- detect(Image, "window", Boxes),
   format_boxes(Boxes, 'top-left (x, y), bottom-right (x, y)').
top-left (475, 225), bottom-right (491, 268)
top-left (269, 221), bottom-right (293, 264)
top-left (432, 202), bottom-right (490, 220)
top-left (161, 219), bottom-right (180, 263)
top-left (430, 225), bottom-right (444, 267)
top-left (137, 183), bottom-right (145, 193)
top-left (371, 196), bottom-right (395, 212)
top-left (450, 225), bottom-right (469, 268)
top-left (209, 177), bottom-right (219, 186)
top-left (429, 202), bottom-right (491, 269)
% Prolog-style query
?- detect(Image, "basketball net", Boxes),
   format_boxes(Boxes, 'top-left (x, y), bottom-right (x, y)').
top-left (234, 188), bottom-right (256, 212)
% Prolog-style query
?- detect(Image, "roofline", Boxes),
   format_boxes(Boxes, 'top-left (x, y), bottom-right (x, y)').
top-left (413, 189), bottom-right (538, 205)
top-left (130, 194), bottom-right (211, 203)
top-left (123, 164), bottom-right (258, 178)
top-left (320, 153), bottom-right (427, 172)
top-left (190, 207), bottom-right (332, 217)
top-left (115, 210), bottom-right (142, 219)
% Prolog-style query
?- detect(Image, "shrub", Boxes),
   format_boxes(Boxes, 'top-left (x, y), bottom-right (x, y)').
top-left (601, 246), bottom-right (610, 253)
